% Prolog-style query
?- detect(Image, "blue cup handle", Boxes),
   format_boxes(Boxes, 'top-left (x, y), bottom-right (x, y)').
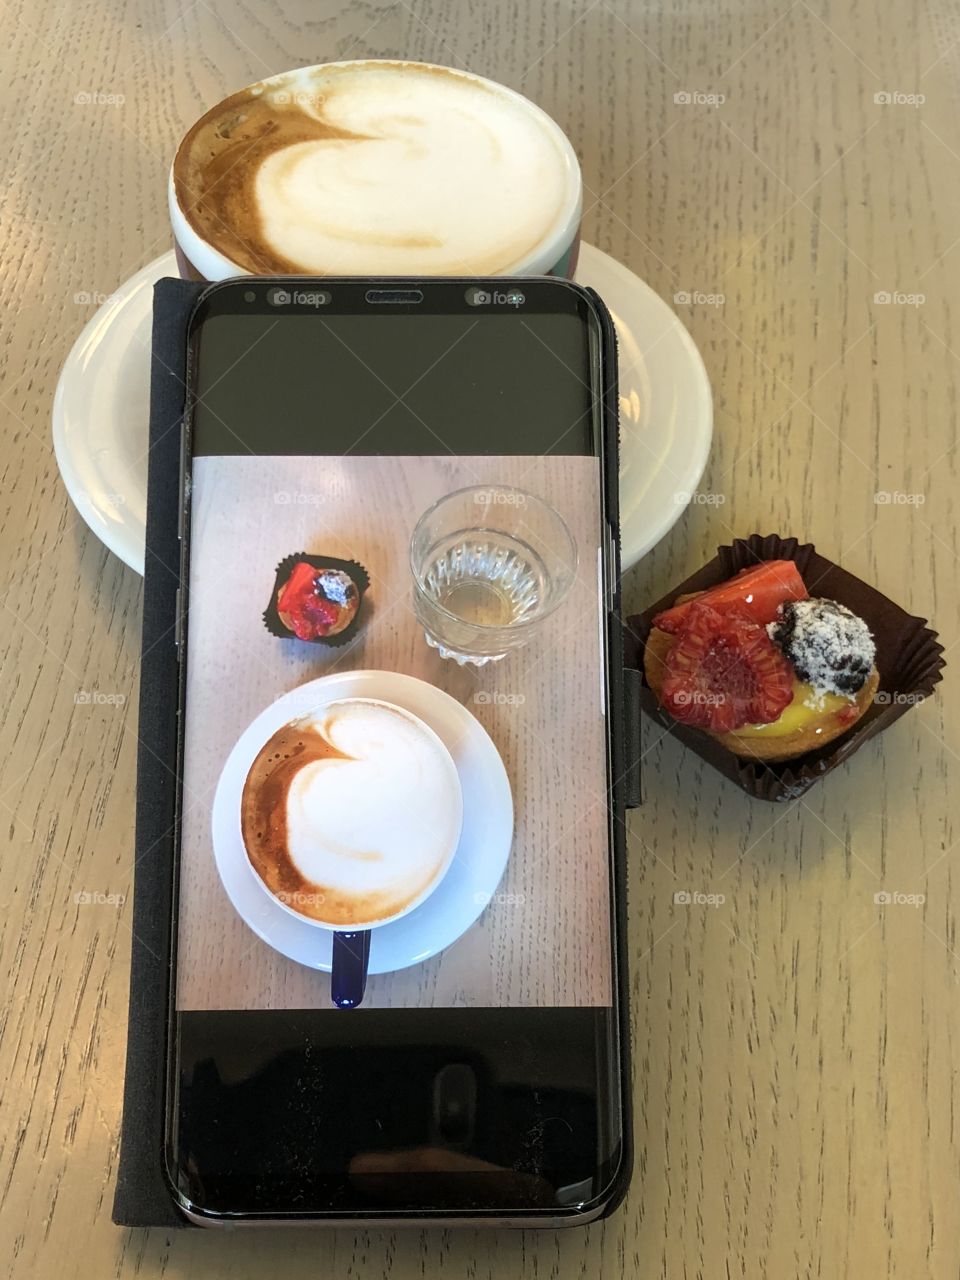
top-left (331, 930), bottom-right (371, 1008)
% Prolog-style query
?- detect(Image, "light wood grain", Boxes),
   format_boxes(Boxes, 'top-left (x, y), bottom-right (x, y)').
top-left (177, 453), bottom-right (609, 1009)
top-left (2, 0), bottom-right (959, 1274)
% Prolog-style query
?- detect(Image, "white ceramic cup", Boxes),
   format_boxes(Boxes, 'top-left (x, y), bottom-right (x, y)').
top-left (242, 696), bottom-right (464, 933)
top-left (169, 59), bottom-right (583, 281)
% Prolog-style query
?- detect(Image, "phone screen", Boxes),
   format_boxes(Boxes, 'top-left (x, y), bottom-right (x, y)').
top-left (169, 279), bottom-right (626, 1221)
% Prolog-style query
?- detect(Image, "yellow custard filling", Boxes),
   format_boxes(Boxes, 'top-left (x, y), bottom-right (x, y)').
top-left (732, 680), bottom-right (855, 738)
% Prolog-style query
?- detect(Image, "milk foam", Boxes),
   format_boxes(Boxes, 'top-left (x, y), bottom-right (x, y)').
top-left (285, 700), bottom-right (461, 917)
top-left (251, 64), bottom-right (571, 274)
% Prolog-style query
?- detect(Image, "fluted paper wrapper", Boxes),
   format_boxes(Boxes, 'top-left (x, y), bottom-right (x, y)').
top-left (624, 534), bottom-right (945, 801)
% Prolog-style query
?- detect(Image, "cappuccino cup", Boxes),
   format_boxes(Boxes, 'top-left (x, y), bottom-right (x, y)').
top-left (170, 59), bottom-right (582, 280)
top-left (240, 697), bottom-right (463, 930)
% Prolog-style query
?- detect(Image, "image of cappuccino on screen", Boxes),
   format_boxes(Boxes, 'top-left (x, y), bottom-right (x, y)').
top-left (170, 60), bottom-right (582, 279)
top-left (241, 698), bottom-right (463, 928)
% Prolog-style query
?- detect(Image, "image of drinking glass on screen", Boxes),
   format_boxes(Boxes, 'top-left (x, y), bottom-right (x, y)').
top-left (409, 485), bottom-right (578, 665)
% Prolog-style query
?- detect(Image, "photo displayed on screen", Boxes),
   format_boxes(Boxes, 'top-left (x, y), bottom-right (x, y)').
top-left (179, 451), bottom-right (611, 1012)
top-left (178, 451), bottom-right (611, 1012)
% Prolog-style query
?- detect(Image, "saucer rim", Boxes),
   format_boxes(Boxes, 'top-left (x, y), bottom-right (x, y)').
top-left (206, 669), bottom-right (514, 982)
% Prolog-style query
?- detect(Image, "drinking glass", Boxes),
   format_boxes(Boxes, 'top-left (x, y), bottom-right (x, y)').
top-left (409, 485), bottom-right (578, 665)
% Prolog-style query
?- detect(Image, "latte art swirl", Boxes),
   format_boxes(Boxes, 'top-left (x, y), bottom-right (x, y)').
top-left (173, 61), bottom-right (576, 275)
top-left (241, 699), bottom-right (462, 927)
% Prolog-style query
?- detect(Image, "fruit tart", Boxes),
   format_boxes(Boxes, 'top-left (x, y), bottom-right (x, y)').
top-left (643, 560), bottom-right (880, 762)
top-left (263, 553), bottom-right (369, 645)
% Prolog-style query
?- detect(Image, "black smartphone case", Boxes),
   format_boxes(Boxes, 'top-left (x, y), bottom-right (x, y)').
top-left (112, 278), bottom-right (640, 1228)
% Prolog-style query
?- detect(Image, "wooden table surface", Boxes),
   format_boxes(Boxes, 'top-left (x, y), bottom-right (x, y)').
top-left (2, 0), bottom-right (958, 1274)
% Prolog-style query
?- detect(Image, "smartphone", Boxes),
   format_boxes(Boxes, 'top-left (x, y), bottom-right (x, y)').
top-left (165, 276), bottom-right (630, 1225)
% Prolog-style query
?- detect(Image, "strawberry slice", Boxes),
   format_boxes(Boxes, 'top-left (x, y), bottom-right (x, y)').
top-left (276, 561), bottom-right (318, 616)
top-left (660, 603), bottom-right (795, 732)
top-left (277, 561), bottom-right (343, 640)
top-left (653, 560), bottom-right (807, 633)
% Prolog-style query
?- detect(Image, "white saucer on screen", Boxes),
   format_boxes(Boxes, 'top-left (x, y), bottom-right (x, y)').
top-left (52, 243), bottom-right (712, 574)
top-left (210, 670), bottom-right (513, 976)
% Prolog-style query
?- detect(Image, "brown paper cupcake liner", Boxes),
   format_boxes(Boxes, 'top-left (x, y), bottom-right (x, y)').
top-left (263, 552), bottom-right (370, 647)
top-left (625, 533), bottom-right (945, 801)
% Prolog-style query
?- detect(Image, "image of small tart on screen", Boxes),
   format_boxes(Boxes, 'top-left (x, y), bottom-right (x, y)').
top-left (264, 554), bottom-right (369, 645)
top-left (643, 560), bottom-right (879, 762)
top-left (278, 564), bottom-right (359, 640)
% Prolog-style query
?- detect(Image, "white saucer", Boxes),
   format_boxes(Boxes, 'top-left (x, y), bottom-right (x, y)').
top-left (52, 244), bottom-right (712, 574)
top-left (210, 670), bottom-right (513, 976)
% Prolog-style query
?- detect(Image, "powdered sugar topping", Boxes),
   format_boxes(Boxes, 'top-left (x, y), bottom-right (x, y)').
top-left (768, 598), bottom-right (875, 696)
